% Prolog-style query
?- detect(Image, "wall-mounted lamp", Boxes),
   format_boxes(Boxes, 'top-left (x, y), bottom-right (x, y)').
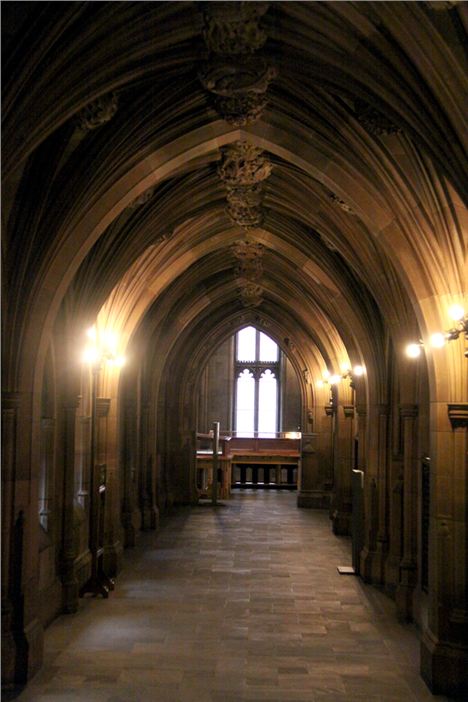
top-left (83, 326), bottom-right (126, 368)
top-left (317, 364), bottom-right (365, 388)
top-left (405, 305), bottom-right (467, 359)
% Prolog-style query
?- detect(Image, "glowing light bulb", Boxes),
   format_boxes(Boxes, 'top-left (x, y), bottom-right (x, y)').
top-left (340, 363), bottom-right (350, 374)
top-left (405, 343), bottom-right (421, 359)
top-left (353, 365), bottom-right (365, 376)
top-left (329, 374), bottom-right (341, 385)
top-left (86, 326), bottom-right (96, 341)
top-left (102, 330), bottom-right (117, 352)
top-left (448, 304), bottom-right (464, 322)
top-left (322, 369), bottom-right (330, 379)
top-left (115, 356), bottom-right (126, 368)
top-left (430, 332), bottom-right (446, 349)
top-left (83, 346), bottom-right (99, 364)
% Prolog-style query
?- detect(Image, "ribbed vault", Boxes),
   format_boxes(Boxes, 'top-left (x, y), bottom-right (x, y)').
top-left (1, 0), bottom-right (466, 538)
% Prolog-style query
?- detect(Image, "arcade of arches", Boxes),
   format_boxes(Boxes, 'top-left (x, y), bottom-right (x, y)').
top-left (1, 1), bottom-right (467, 697)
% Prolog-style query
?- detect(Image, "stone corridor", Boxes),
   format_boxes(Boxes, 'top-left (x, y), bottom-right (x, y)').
top-left (15, 492), bottom-right (452, 702)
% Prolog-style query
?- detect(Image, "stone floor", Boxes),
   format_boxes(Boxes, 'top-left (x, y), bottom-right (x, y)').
top-left (15, 490), bottom-right (454, 702)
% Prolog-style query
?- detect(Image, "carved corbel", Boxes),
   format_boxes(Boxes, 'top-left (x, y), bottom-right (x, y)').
top-left (447, 403), bottom-right (468, 430)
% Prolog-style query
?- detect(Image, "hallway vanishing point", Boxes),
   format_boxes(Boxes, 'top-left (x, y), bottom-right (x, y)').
top-left (15, 492), bottom-right (453, 702)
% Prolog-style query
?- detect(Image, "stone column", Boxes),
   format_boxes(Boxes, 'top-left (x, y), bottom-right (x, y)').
top-left (361, 404), bottom-right (390, 584)
top-left (297, 433), bottom-right (323, 508)
top-left (76, 415), bottom-right (91, 510)
top-left (1, 391), bottom-right (43, 685)
top-left (332, 385), bottom-right (355, 535)
top-left (96, 397), bottom-right (122, 577)
top-left (122, 399), bottom-right (138, 547)
top-left (139, 402), bottom-right (158, 528)
top-left (395, 403), bottom-right (418, 621)
top-left (61, 396), bottom-right (80, 613)
top-left (375, 404), bottom-right (390, 578)
top-left (421, 402), bottom-right (468, 696)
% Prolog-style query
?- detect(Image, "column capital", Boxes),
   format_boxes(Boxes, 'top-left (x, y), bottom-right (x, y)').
top-left (1, 391), bottom-right (23, 410)
top-left (399, 403), bottom-right (418, 418)
top-left (447, 403), bottom-right (468, 430)
top-left (62, 394), bottom-right (81, 411)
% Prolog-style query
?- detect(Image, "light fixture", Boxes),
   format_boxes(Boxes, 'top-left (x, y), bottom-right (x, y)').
top-left (82, 327), bottom-right (126, 369)
top-left (317, 364), bottom-right (366, 388)
top-left (429, 332), bottom-right (446, 348)
top-left (405, 342), bottom-right (423, 359)
top-left (406, 305), bottom-right (467, 359)
top-left (448, 304), bottom-right (465, 322)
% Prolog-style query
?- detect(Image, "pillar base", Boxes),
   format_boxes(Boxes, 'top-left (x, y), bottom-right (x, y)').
top-left (395, 579), bottom-right (416, 622)
top-left (104, 540), bottom-right (123, 578)
top-left (361, 542), bottom-right (387, 585)
top-left (332, 509), bottom-right (351, 536)
top-left (122, 508), bottom-right (142, 547)
top-left (1, 604), bottom-right (43, 686)
top-left (62, 578), bottom-right (79, 614)
top-left (141, 504), bottom-right (159, 531)
top-left (297, 490), bottom-right (330, 509)
top-left (421, 629), bottom-right (468, 696)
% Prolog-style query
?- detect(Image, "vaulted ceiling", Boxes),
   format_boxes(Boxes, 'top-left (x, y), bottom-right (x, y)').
top-left (2, 1), bottom-right (466, 394)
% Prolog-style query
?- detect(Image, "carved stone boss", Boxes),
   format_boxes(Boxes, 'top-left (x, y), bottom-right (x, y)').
top-left (218, 141), bottom-right (272, 228)
top-left (232, 238), bottom-right (265, 307)
top-left (199, 1), bottom-right (276, 127)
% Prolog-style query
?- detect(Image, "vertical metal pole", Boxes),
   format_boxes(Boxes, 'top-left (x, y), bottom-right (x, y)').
top-left (89, 364), bottom-right (99, 580)
top-left (212, 421), bottom-right (219, 505)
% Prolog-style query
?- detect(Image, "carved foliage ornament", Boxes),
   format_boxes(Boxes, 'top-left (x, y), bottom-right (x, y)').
top-left (219, 142), bottom-right (272, 229)
top-left (239, 282), bottom-right (263, 308)
top-left (232, 239), bottom-right (265, 306)
top-left (199, 57), bottom-right (275, 97)
top-left (232, 240), bottom-right (265, 281)
top-left (201, 2), bottom-right (270, 54)
top-left (75, 93), bottom-right (118, 132)
top-left (218, 142), bottom-right (272, 186)
top-left (199, 2), bottom-right (275, 127)
top-left (232, 239), bottom-right (265, 260)
top-left (199, 59), bottom-right (276, 127)
top-left (215, 93), bottom-right (269, 127)
top-left (354, 99), bottom-right (401, 137)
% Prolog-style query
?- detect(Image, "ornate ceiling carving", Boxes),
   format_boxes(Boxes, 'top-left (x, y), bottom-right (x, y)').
top-left (74, 93), bottom-right (118, 133)
top-left (201, 1), bottom-right (270, 54)
top-left (218, 142), bottom-right (272, 229)
top-left (218, 142), bottom-right (272, 185)
top-left (199, 1), bottom-right (275, 127)
top-left (239, 282), bottom-right (263, 308)
top-left (232, 239), bottom-right (265, 307)
top-left (354, 99), bottom-right (401, 136)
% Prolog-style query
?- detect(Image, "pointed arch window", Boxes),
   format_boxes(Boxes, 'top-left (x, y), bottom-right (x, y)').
top-left (234, 326), bottom-right (280, 436)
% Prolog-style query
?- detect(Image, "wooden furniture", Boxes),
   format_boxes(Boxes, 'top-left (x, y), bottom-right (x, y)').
top-left (195, 432), bottom-right (301, 496)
